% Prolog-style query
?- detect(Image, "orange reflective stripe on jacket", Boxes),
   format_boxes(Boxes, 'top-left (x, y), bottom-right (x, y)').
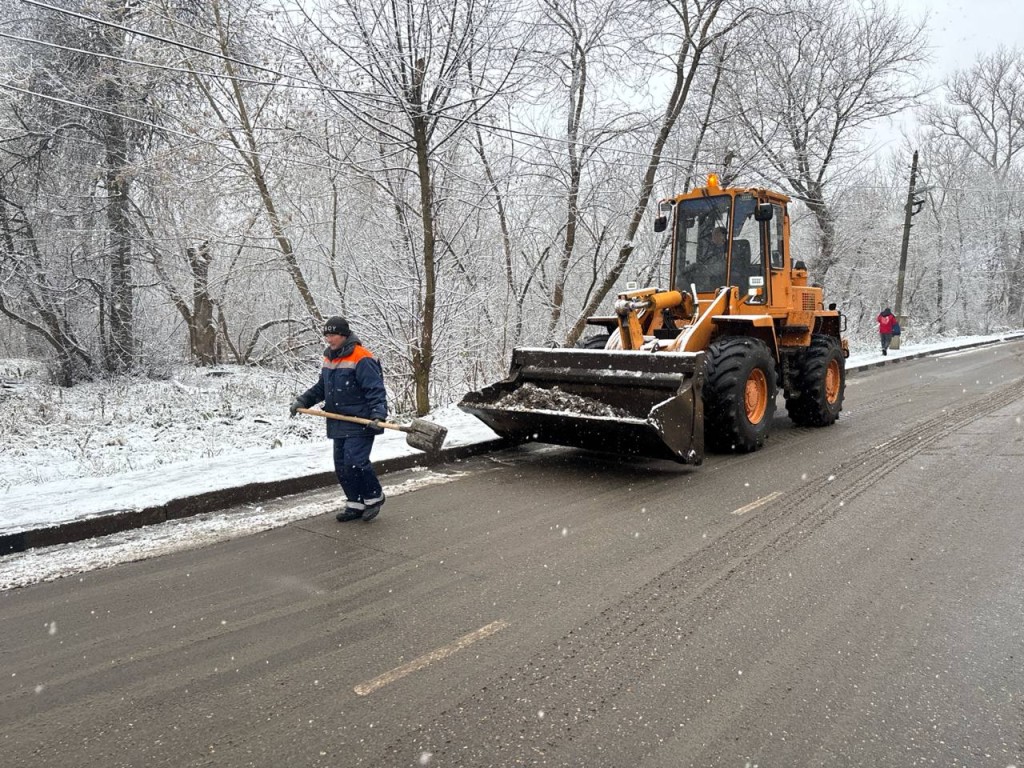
top-left (322, 345), bottom-right (375, 369)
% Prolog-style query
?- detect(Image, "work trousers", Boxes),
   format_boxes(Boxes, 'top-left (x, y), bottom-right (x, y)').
top-left (332, 434), bottom-right (383, 511)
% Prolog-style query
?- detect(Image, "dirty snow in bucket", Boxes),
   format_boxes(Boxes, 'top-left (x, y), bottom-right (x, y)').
top-left (492, 383), bottom-right (632, 418)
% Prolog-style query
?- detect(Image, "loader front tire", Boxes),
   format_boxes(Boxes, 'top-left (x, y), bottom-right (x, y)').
top-left (704, 337), bottom-right (777, 453)
top-left (785, 334), bottom-right (846, 427)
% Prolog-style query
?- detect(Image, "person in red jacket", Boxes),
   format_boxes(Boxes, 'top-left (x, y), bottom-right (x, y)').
top-left (877, 307), bottom-right (896, 356)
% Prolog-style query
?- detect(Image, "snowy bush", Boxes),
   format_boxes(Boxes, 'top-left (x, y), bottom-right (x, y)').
top-left (0, 363), bottom-right (318, 490)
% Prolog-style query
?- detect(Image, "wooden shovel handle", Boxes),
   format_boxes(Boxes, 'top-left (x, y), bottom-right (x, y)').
top-left (297, 407), bottom-right (402, 431)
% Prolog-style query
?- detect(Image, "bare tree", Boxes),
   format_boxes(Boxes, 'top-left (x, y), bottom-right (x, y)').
top-left (720, 0), bottom-right (927, 280)
top-left (90, 0), bottom-right (143, 373)
top-left (563, 0), bottom-right (756, 346)
top-left (927, 48), bottom-right (1024, 180)
top-left (923, 48), bottom-right (1024, 323)
top-left (0, 167), bottom-right (95, 385)
top-left (179, 0), bottom-right (324, 328)
top-left (294, 0), bottom-right (525, 415)
top-left (521, 0), bottom-right (641, 343)
top-left (0, 0), bottom-right (165, 378)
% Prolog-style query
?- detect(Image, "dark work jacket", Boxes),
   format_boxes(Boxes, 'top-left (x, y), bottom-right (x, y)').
top-left (296, 333), bottom-right (388, 438)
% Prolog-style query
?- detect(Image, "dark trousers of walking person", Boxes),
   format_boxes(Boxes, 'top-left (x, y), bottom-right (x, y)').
top-left (880, 332), bottom-right (893, 355)
top-left (333, 434), bottom-right (383, 512)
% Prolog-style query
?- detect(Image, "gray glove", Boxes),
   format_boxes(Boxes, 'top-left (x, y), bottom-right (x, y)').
top-left (289, 399), bottom-right (303, 417)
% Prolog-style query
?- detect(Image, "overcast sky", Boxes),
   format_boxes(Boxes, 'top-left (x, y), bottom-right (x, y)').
top-left (900, 0), bottom-right (1022, 80)
top-left (870, 0), bottom-right (1020, 150)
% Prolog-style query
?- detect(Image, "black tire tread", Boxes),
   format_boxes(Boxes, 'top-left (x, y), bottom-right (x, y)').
top-left (785, 334), bottom-right (846, 427)
top-left (703, 336), bottom-right (778, 453)
top-left (578, 334), bottom-right (611, 350)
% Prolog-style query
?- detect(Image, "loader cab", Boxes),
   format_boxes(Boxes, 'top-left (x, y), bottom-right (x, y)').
top-left (670, 193), bottom-right (769, 303)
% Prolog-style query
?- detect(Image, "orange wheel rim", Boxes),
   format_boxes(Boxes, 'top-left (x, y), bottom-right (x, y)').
top-left (745, 368), bottom-right (768, 423)
top-left (825, 359), bottom-right (841, 403)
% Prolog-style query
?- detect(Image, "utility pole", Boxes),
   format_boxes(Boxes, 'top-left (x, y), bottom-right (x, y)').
top-left (891, 150), bottom-right (925, 350)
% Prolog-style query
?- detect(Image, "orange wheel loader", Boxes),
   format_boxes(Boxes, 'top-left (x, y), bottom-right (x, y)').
top-left (459, 175), bottom-right (849, 464)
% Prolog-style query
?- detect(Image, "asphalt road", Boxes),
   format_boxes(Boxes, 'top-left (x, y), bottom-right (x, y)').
top-left (3, 341), bottom-right (1024, 767)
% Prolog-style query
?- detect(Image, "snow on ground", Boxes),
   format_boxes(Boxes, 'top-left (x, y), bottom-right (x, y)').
top-left (1, 331), bottom-right (1020, 589)
top-left (0, 361), bottom-right (318, 488)
top-left (0, 468), bottom-right (466, 591)
top-left (0, 402), bottom-right (493, 536)
top-left (0, 356), bottom-right (496, 534)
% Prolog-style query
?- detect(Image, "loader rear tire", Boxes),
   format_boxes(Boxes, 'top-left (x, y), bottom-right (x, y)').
top-left (703, 337), bottom-right (777, 453)
top-left (785, 334), bottom-right (846, 427)
top-left (578, 334), bottom-right (611, 350)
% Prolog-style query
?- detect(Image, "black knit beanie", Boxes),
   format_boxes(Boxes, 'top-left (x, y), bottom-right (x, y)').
top-left (323, 316), bottom-right (350, 335)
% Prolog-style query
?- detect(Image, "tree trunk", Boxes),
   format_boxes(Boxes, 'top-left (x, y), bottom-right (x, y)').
top-left (546, 40), bottom-right (586, 344)
top-left (101, 72), bottom-right (135, 373)
top-left (187, 242), bottom-right (217, 364)
top-left (411, 73), bottom-right (436, 416)
top-left (805, 196), bottom-right (838, 280)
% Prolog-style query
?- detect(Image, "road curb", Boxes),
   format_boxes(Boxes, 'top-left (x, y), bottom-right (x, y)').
top-left (846, 333), bottom-right (1024, 375)
top-left (0, 438), bottom-right (509, 556)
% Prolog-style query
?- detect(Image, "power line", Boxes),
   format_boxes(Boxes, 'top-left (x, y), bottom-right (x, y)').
top-left (0, 72), bottom-right (700, 181)
top-left (24, 0), bottom-right (1022, 197)
top-left (0, 30), bottom-right (321, 91)
top-left (0, 82), bottom-right (355, 175)
top-left (16, 0), bottom-right (402, 113)
top-left (29, 0), bottom-right (987, 196)
top-left (0, 82), bottom-right (631, 204)
top-left (21, 0), bottom-right (293, 82)
top-left (14, 0), bottom-right (715, 169)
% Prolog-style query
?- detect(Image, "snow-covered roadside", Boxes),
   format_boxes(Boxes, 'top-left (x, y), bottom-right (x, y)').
top-left (1, 331), bottom-right (1021, 591)
top-left (0, 403), bottom-right (496, 535)
top-left (2, 334), bottom-right (1002, 490)
top-left (0, 362), bottom-right (319, 489)
top-left (2, 333), bottom-right (1019, 539)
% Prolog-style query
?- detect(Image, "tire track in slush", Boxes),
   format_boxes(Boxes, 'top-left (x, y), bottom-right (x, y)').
top-left (366, 377), bottom-right (1024, 767)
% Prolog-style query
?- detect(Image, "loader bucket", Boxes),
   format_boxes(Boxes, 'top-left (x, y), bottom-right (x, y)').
top-left (459, 348), bottom-right (705, 464)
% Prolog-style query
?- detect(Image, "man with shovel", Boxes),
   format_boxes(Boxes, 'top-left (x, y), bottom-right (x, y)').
top-left (290, 316), bottom-right (389, 522)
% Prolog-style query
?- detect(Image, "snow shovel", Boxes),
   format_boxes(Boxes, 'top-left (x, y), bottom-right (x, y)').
top-left (297, 407), bottom-right (447, 454)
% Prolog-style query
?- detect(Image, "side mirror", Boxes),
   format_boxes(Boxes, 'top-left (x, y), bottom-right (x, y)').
top-left (754, 203), bottom-right (774, 222)
top-left (654, 216), bottom-right (667, 233)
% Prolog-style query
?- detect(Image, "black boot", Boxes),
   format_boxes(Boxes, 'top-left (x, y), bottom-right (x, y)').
top-left (362, 493), bottom-right (386, 522)
top-left (336, 507), bottom-right (363, 522)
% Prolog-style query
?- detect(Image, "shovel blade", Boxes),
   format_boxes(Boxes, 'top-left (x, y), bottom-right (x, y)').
top-left (405, 418), bottom-right (448, 454)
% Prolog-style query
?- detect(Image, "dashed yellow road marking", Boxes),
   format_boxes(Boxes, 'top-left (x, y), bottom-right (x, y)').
top-left (731, 491), bottom-right (783, 515)
top-left (354, 619), bottom-right (510, 696)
